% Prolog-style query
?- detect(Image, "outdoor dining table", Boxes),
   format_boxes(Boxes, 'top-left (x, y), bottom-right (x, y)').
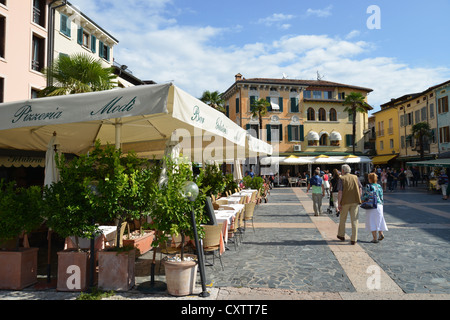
top-left (214, 203), bottom-right (245, 253)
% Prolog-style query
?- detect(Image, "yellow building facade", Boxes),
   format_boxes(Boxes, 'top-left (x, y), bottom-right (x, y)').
top-left (221, 74), bottom-right (373, 157)
top-left (372, 104), bottom-right (401, 166)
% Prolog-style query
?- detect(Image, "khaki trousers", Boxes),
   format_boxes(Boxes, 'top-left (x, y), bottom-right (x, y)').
top-left (337, 203), bottom-right (360, 242)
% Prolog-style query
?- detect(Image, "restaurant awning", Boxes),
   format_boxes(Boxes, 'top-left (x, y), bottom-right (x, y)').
top-left (0, 83), bottom-right (272, 162)
top-left (0, 155), bottom-right (45, 167)
top-left (406, 159), bottom-right (450, 168)
top-left (371, 154), bottom-right (398, 165)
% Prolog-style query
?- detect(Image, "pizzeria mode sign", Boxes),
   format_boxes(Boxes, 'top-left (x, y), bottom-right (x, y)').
top-left (11, 96), bottom-right (137, 125)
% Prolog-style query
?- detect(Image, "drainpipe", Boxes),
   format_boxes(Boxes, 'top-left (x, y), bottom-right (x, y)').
top-left (47, 0), bottom-right (68, 87)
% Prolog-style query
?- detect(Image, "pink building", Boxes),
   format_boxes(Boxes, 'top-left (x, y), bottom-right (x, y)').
top-left (0, 0), bottom-right (50, 102)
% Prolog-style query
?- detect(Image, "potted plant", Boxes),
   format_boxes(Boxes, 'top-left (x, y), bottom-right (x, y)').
top-left (43, 149), bottom-right (106, 292)
top-left (196, 163), bottom-right (225, 198)
top-left (0, 180), bottom-right (44, 290)
top-left (148, 156), bottom-right (207, 296)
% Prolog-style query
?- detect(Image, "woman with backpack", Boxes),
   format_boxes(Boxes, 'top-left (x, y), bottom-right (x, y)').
top-left (362, 172), bottom-right (388, 243)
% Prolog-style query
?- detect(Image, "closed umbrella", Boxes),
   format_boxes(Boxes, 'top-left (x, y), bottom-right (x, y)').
top-left (44, 132), bottom-right (60, 284)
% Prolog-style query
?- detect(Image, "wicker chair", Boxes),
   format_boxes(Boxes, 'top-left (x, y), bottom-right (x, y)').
top-left (202, 224), bottom-right (224, 270)
top-left (244, 202), bottom-right (256, 233)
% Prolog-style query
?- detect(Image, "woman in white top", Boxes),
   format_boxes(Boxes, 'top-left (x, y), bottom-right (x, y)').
top-left (362, 173), bottom-right (388, 243)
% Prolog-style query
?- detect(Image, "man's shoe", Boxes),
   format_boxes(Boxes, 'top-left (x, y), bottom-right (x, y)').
top-left (337, 235), bottom-right (345, 241)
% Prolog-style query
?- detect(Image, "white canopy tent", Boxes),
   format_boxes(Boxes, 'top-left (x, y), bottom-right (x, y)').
top-left (0, 83), bottom-right (272, 162)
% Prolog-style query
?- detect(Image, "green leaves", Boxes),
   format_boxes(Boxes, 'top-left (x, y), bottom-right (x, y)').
top-left (0, 181), bottom-right (44, 244)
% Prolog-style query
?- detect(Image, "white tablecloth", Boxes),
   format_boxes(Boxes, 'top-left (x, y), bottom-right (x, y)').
top-left (65, 225), bottom-right (117, 250)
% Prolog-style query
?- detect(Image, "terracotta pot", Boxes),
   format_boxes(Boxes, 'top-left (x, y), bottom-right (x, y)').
top-left (0, 247), bottom-right (38, 290)
top-left (123, 230), bottom-right (155, 256)
top-left (98, 249), bottom-right (135, 291)
top-left (57, 250), bottom-right (91, 292)
top-left (163, 254), bottom-right (198, 296)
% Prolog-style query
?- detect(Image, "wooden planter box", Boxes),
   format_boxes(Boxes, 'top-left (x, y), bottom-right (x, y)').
top-left (57, 250), bottom-right (91, 292)
top-left (98, 249), bottom-right (135, 291)
top-left (0, 247), bottom-right (38, 290)
top-left (123, 230), bottom-right (155, 256)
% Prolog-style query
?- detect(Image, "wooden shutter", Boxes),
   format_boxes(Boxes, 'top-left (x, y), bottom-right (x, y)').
top-left (290, 98), bottom-right (299, 112)
top-left (77, 27), bottom-right (83, 45)
top-left (99, 41), bottom-right (104, 58)
top-left (235, 98), bottom-right (239, 113)
top-left (300, 125), bottom-right (304, 141)
top-left (266, 124), bottom-right (272, 142)
top-left (279, 124), bottom-right (283, 141)
top-left (346, 134), bottom-right (353, 146)
top-left (91, 35), bottom-right (96, 53)
top-left (250, 96), bottom-right (256, 112)
top-left (287, 125), bottom-right (292, 141)
top-left (266, 97), bottom-right (272, 111)
top-left (278, 97), bottom-right (283, 112)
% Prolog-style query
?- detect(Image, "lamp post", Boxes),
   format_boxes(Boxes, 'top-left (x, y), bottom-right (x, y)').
top-left (181, 181), bottom-right (210, 298)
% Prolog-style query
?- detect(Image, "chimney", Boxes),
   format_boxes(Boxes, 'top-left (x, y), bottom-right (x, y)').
top-left (235, 73), bottom-right (242, 82)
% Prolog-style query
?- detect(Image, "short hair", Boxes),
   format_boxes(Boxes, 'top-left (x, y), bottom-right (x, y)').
top-left (368, 173), bottom-right (378, 184)
top-left (341, 164), bottom-right (351, 174)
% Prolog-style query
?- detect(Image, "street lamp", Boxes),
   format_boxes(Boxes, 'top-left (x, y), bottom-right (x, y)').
top-left (181, 181), bottom-right (210, 298)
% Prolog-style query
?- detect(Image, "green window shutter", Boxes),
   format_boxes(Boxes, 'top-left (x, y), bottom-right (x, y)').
top-left (288, 125), bottom-right (292, 141)
top-left (99, 41), bottom-right (104, 58)
top-left (266, 124), bottom-right (272, 142)
top-left (279, 124), bottom-right (283, 142)
top-left (60, 14), bottom-right (71, 37)
top-left (266, 97), bottom-right (272, 111)
top-left (91, 35), bottom-right (96, 53)
top-left (291, 97), bottom-right (299, 112)
top-left (278, 97), bottom-right (283, 112)
top-left (346, 134), bottom-right (353, 146)
top-left (235, 98), bottom-right (239, 113)
top-left (246, 123), bottom-right (250, 130)
top-left (77, 27), bottom-right (83, 45)
top-left (226, 105), bottom-right (229, 117)
top-left (106, 46), bottom-right (110, 61)
top-left (300, 125), bottom-right (304, 142)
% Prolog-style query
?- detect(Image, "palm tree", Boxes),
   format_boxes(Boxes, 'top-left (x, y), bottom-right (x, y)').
top-left (250, 98), bottom-right (270, 175)
top-left (250, 98), bottom-right (270, 140)
top-left (343, 92), bottom-right (371, 155)
top-left (39, 53), bottom-right (117, 97)
top-left (199, 90), bottom-right (226, 113)
top-left (411, 122), bottom-right (432, 160)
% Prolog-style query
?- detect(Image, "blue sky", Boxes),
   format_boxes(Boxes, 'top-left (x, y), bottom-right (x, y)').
top-left (71, 0), bottom-right (450, 113)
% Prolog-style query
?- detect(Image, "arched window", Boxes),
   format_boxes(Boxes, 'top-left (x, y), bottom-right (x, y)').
top-left (329, 108), bottom-right (337, 121)
top-left (318, 108), bottom-right (326, 121)
top-left (319, 134), bottom-right (328, 146)
top-left (307, 108), bottom-right (315, 121)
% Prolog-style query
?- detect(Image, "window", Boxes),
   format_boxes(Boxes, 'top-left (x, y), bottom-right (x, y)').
top-left (421, 107), bottom-right (427, 121)
top-left (324, 91), bottom-right (333, 99)
top-left (249, 95), bottom-right (256, 112)
top-left (388, 118), bottom-right (393, 135)
top-left (31, 88), bottom-right (39, 99)
top-left (266, 124), bottom-right (282, 142)
top-left (31, 34), bottom-right (45, 72)
top-left (290, 97), bottom-right (299, 112)
top-left (338, 92), bottom-right (345, 100)
top-left (348, 111), bottom-right (354, 122)
top-left (380, 140), bottom-right (384, 150)
top-left (82, 30), bottom-right (90, 47)
top-left (401, 136), bottom-right (405, 149)
top-left (0, 0), bottom-right (5, 5)
top-left (407, 113), bottom-right (413, 125)
top-left (390, 139), bottom-right (394, 149)
top-left (415, 110), bottom-right (420, 124)
top-left (319, 134), bottom-right (328, 146)
top-left (440, 126), bottom-right (450, 143)
top-left (377, 121), bottom-right (384, 137)
top-left (99, 41), bottom-right (110, 61)
top-left (288, 125), bottom-right (303, 142)
top-left (0, 15), bottom-right (5, 59)
top-left (438, 96), bottom-right (449, 114)
top-left (246, 124), bottom-right (259, 138)
top-left (329, 108), bottom-right (337, 121)
top-left (346, 134), bottom-right (354, 147)
top-left (430, 103), bottom-right (435, 119)
top-left (235, 98), bottom-right (239, 113)
top-left (32, 0), bottom-right (46, 27)
top-left (313, 91), bottom-right (322, 99)
top-left (318, 108), bottom-right (326, 121)
top-left (307, 108), bottom-right (315, 121)
top-left (303, 90), bottom-right (311, 99)
top-left (60, 14), bottom-right (71, 37)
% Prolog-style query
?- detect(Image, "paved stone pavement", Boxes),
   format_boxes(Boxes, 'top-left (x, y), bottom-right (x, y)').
top-left (1, 183), bottom-right (449, 302)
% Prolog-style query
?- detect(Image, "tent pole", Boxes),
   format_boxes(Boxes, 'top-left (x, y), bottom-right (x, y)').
top-left (115, 121), bottom-right (122, 150)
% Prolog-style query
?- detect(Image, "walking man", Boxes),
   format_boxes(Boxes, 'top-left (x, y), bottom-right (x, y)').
top-left (307, 168), bottom-right (325, 216)
top-left (337, 164), bottom-right (362, 244)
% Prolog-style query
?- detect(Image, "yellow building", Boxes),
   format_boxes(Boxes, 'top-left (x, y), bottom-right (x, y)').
top-left (371, 100), bottom-right (402, 166)
top-left (221, 74), bottom-right (373, 158)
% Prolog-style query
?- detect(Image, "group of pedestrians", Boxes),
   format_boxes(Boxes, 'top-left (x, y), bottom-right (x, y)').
top-left (307, 164), bottom-right (388, 245)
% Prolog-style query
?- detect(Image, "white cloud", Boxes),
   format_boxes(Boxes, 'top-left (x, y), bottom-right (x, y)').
top-left (306, 5), bottom-right (333, 18)
top-left (256, 13), bottom-right (295, 30)
top-left (70, 1), bottom-right (450, 111)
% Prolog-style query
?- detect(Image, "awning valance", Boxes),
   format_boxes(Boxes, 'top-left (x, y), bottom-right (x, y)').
top-left (0, 155), bottom-right (45, 167)
top-left (406, 159), bottom-right (450, 168)
top-left (371, 154), bottom-right (397, 165)
top-left (330, 131), bottom-right (342, 141)
top-left (306, 131), bottom-right (319, 141)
